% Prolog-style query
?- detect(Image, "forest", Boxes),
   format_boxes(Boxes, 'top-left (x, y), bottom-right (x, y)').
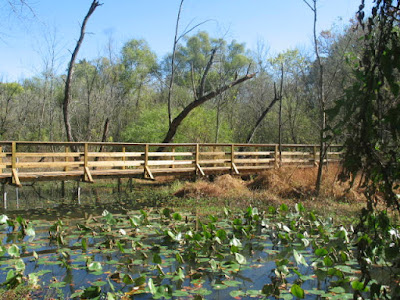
top-left (0, 2), bottom-right (361, 146)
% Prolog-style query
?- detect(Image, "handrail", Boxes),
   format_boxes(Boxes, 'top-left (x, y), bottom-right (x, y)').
top-left (0, 141), bottom-right (343, 187)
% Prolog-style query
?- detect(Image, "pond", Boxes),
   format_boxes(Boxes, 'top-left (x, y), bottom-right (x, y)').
top-left (0, 200), bottom-right (378, 299)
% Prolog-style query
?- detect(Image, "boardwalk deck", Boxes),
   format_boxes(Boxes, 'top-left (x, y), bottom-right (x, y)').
top-left (0, 141), bottom-right (342, 186)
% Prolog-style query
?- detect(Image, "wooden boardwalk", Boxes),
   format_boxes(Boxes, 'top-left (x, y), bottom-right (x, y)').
top-left (0, 141), bottom-right (342, 187)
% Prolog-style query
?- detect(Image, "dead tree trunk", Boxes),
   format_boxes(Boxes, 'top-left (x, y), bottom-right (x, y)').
top-left (63, 0), bottom-right (101, 142)
top-left (303, 0), bottom-right (326, 195)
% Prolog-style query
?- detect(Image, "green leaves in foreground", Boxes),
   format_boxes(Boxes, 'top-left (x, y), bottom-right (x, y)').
top-left (291, 284), bottom-right (305, 298)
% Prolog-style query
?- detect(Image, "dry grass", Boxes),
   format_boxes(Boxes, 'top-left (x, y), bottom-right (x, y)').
top-left (172, 164), bottom-right (367, 223)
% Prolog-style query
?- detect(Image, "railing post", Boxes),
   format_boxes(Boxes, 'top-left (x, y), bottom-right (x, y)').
top-left (11, 142), bottom-right (21, 186)
top-left (11, 142), bottom-right (16, 171)
top-left (122, 146), bottom-right (126, 170)
top-left (83, 143), bottom-right (93, 182)
top-left (313, 146), bottom-right (318, 167)
top-left (65, 146), bottom-right (70, 172)
top-left (195, 144), bottom-right (204, 177)
top-left (144, 144), bottom-right (154, 179)
top-left (171, 146), bottom-right (175, 169)
top-left (84, 143), bottom-right (89, 169)
top-left (274, 144), bottom-right (279, 168)
top-left (231, 144), bottom-right (239, 175)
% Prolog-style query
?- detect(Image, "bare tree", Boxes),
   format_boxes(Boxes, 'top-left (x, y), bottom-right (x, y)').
top-left (167, 0), bottom-right (210, 126)
top-left (63, 0), bottom-right (102, 142)
top-left (303, 0), bottom-right (326, 195)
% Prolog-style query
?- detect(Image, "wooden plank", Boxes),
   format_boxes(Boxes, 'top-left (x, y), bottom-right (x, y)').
top-left (237, 165), bottom-right (273, 170)
top-left (12, 168), bottom-right (21, 187)
top-left (148, 152), bottom-right (193, 157)
top-left (148, 160), bottom-right (194, 166)
top-left (280, 151), bottom-right (312, 156)
top-left (198, 159), bottom-right (230, 164)
top-left (88, 161), bottom-right (143, 168)
top-left (88, 152), bottom-right (143, 158)
top-left (199, 151), bottom-right (226, 156)
top-left (234, 158), bottom-right (274, 163)
top-left (16, 152), bottom-right (82, 158)
top-left (281, 159), bottom-right (313, 163)
top-left (16, 161), bottom-right (83, 169)
top-left (234, 151), bottom-right (273, 156)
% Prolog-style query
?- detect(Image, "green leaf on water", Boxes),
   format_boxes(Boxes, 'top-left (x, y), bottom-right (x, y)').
top-left (92, 280), bottom-right (107, 287)
top-left (235, 252), bottom-right (247, 265)
top-left (351, 280), bottom-right (365, 291)
top-left (87, 261), bottom-right (102, 272)
top-left (8, 244), bottom-right (20, 258)
top-left (315, 248), bottom-right (328, 257)
top-left (229, 290), bottom-right (245, 297)
top-left (291, 284), bottom-right (305, 298)
top-left (153, 253), bottom-right (162, 264)
top-left (49, 281), bottom-right (66, 288)
top-left (122, 274), bottom-right (134, 285)
top-left (147, 278), bottom-right (156, 294)
top-left (293, 249), bottom-right (308, 266)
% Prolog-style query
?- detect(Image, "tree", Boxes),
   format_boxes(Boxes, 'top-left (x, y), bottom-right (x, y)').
top-left (159, 32), bottom-right (254, 146)
top-left (330, 0), bottom-right (400, 210)
top-left (303, 0), bottom-right (327, 195)
top-left (63, 0), bottom-right (102, 142)
top-left (0, 82), bottom-right (23, 138)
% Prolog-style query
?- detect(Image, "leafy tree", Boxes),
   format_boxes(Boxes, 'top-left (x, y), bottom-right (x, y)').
top-left (330, 0), bottom-right (400, 210)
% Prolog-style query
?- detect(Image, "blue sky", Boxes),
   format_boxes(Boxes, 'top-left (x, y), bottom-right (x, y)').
top-left (0, 0), bottom-right (372, 82)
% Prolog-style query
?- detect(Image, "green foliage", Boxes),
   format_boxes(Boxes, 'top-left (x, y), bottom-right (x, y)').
top-left (329, 1), bottom-right (400, 210)
top-left (122, 105), bottom-right (233, 143)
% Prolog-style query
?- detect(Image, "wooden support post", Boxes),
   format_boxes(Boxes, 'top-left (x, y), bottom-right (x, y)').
top-left (83, 143), bottom-right (93, 183)
top-left (274, 144), bottom-right (279, 168)
top-left (11, 142), bottom-right (21, 187)
top-left (195, 144), bottom-right (205, 176)
top-left (64, 146), bottom-right (70, 171)
top-left (77, 181), bottom-right (81, 205)
top-left (117, 178), bottom-right (122, 194)
top-left (0, 146), bottom-right (2, 175)
top-left (129, 178), bottom-right (133, 193)
top-left (62, 146), bottom-right (70, 197)
top-left (313, 146), bottom-right (318, 167)
top-left (231, 144), bottom-right (239, 175)
top-left (16, 187), bottom-right (19, 209)
top-left (144, 144), bottom-right (154, 180)
top-left (122, 146), bottom-right (126, 170)
top-left (1, 183), bottom-right (6, 210)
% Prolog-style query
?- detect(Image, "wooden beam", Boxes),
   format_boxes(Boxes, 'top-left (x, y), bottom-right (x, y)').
top-left (231, 162), bottom-right (239, 175)
top-left (84, 166), bottom-right (94, 183)
top-left (144, 166), bottom-right (154, 180)
top-left (196, 163), bottom-right (205, 176)
top-left (12, 168), bottom-right (21, 187)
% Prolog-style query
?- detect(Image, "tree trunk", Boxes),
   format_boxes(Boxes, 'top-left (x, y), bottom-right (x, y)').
top-left (303, 0), bottom-right (326, 195)
top-left (63, 0), bottom-right (101, 142)
top-left (159, 73), bottom-right (255, 150)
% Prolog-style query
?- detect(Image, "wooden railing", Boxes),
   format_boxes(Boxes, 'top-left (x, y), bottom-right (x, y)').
top-left (0, 141), bottom-right (342, 186)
